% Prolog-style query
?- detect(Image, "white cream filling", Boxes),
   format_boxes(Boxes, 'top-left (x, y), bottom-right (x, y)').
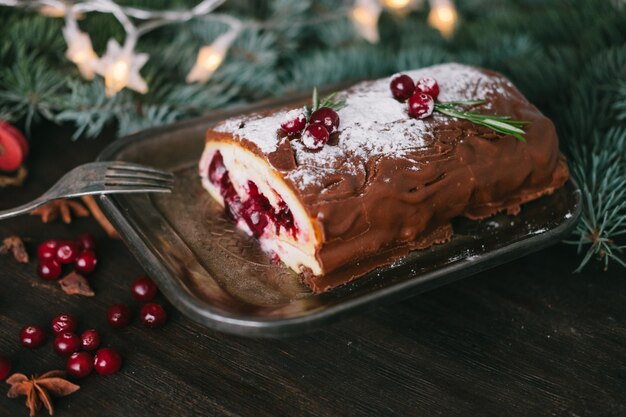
top-left (199, 141), bottom-right (323, 275)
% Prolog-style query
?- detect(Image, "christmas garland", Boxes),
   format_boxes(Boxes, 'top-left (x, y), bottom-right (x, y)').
top-left (0, 0), bottom-right (625, 271)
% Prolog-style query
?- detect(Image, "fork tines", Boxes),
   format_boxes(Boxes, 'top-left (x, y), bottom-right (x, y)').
top-left (105, 162), bottom-right (174, 193)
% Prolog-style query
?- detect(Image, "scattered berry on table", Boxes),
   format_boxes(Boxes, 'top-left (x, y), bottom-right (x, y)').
top-left (139, 303), bottom-right (167, 328)
top-left (51, 314), bottom-right (77, 334)
top-left (131, 276), bottom-right (158, 302)
top-left (94, 348), bottom-right (122, 375)
top-left (37, 259), bottom-right (62, 281)
top-left (106, 304), bottom-right (132, 328)
top-left (20, 325), bottom-right (46, 348)
top-left (67, 351), bottom-right (94, 379)
top-left (53, 332), bottom-right (81, 357)
top-left (80, 329), bottom-right (101, 351)
top-left (74, 250), bottom-right (98, 274)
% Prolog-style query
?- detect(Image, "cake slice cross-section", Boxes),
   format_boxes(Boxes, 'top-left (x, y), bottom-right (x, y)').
top-left (199, 63), bottom-right (569, 293)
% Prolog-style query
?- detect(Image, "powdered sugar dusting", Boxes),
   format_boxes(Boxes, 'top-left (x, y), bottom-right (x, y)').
top-left (213, 63), bottom-right (513, 188)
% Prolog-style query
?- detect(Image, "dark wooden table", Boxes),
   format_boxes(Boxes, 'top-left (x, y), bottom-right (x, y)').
top-left (0, 124), bottom-right (624, 417)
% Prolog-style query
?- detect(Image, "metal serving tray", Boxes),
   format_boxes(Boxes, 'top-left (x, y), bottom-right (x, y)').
top-left (97, 99), bottom-right (581, 337)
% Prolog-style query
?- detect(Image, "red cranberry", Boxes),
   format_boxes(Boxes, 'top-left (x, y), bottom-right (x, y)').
top-left (280, 111), bottom-right (306, 136)
top-left (390, 74), bottom-right (415, 101)
top-left (37, 240), bottom-right (59, 260)
top-left (310, 107), bottom-right (340, 134)
top-left (66, 351), bottom-right (94, 378)
top-left (55, 241), bottom-right (79, 264)
top-left (414, 77), bottom-right (440, 100)
top-left (301, 123), bottom-right (330, 150)
top-left (74, 250), bottom-right (97, 274)
top-left (37, 259), bottom-right (62, 281)
top-left (106, 304), bottom-right (131, 328)
top-left (53, 332), bottom-right (81, 357)
top-left (94, 348), bottom-right (122, 375)
top-left (408, 93), bottom-right (435, 119)
top-left (139, 303), bottom-right (168, 328)
top-left (131, 276), bottom-right (158, 302)
top-left (0, 356), bottom-right (11, 380)
top-left (51, 314), bottom-right (77, 334)
top-left (76, 233), bottom-right (96, 251)
top-left (20, 325), bottom-right (46, 348)
top-left (80, 329), bottom-right (101, 351)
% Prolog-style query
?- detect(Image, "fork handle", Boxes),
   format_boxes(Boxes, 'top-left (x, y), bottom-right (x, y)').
top-left (0, 197), bottom-right (48, 221)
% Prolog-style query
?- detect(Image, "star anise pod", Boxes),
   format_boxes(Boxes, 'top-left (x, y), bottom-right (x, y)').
top-left (0, 235), bottom-right (29, 263)
top-left (58, 271), bottom-right (95, 297)
top-left (30, 200), bottom-right (90, 224)
top-left (6, 370), bottom-right (80, 416)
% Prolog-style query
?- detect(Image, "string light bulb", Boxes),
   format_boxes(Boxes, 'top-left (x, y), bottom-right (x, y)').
top-left (62, 21), bottom-right (98, 79)
top-left (187, 29), bottom-right (239, 84)
top-left (384, 0), bottom-right (413, 12)
top-left (94, 39), bottom-right (149, 96)
top-left (428, 0), bottom-right (458, 39)
top-left (351, 0), bottom-right (382, 43)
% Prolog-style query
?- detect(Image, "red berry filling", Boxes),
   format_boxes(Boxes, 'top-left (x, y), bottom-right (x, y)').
top-left (208, 151), bottom-right (299, 239)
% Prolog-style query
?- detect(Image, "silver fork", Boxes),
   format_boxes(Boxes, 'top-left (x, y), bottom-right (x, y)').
top-left (0, 161), bottom-right (174, 221)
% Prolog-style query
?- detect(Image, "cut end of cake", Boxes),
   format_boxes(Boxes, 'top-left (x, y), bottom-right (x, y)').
top-left (199, 140), bottom-right (324, 276)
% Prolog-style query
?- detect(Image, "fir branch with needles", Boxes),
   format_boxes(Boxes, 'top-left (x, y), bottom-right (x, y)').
top-left (434, 100), bottom-right (530, 142)
top-left (304, 87), bottom-right (347, 122)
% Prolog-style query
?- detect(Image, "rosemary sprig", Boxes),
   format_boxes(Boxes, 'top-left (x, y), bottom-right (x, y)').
top-left (434, 100), bottom-right (530, 142)
top-left (305, 87), bottom-right (347, 120)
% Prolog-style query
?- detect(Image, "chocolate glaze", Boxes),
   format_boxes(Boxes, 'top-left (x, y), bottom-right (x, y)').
top-left (204, 64), bottom-right (569, 293)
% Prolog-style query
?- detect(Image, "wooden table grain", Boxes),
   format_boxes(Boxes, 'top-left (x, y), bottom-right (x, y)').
top-left (0, 124), bottom-right (624, 417)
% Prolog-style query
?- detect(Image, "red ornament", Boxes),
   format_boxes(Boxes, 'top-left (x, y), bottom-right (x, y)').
top-left (0, 122), bottom-right (28, 172)
top-left (310, 107), bottom-right (340, 134)
top-left (301, 123), bottom-right (330, 150)
top-left (390, 74), bottom-right (415, 102)
top-left (414, 77), bottom-right (440, 100)
top-left (67, 351), bottom-right (94, 379)
top-left (94, 348), bottom-right (122, 375)
top-left (408, 93), bottom-right (435, 119)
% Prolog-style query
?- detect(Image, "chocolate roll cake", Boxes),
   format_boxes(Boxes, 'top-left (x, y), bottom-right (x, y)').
top-left (199, 63), bottom-right (569, 293)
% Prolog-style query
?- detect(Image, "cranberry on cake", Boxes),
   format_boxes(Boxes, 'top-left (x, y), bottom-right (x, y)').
top-left (199, 63), bottom-right (569, 293)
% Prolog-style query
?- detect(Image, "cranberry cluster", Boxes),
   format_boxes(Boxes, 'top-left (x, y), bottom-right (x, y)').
top-left (36, 234), bottom-right (98, 281)
top-left (106, 276), bottom-right (167, 329)
top-left (280, 107), bottom-right (340, 150)
top-left (17, 314), bottom-right (121, 378)
top-left (389, 74), bottom-right (440, 119)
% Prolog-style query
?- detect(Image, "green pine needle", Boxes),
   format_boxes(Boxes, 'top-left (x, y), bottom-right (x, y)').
top-left (435, 101), bottom-right (529, 142)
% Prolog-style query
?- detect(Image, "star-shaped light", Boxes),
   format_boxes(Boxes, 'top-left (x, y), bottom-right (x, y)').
top-left (187, 30), bottom-right (238, 84)
top-left (62, 23), bottom-right (98, 80)
top-left (351, 0), bottom-right (382, 43)
top-left (93, 39), bottom-right (149, 96)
